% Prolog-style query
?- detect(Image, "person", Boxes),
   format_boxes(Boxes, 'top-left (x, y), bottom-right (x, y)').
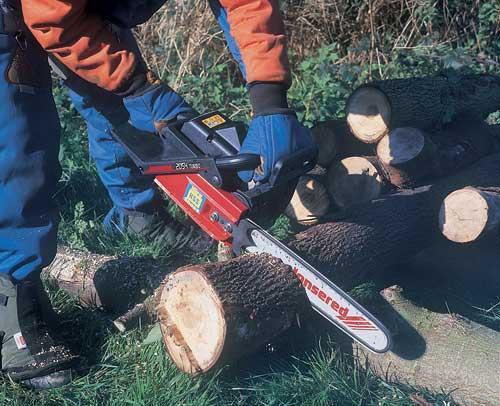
top-left (0, 0), bottom-right (312, 389)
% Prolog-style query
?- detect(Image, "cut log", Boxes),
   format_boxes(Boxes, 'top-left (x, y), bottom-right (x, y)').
top-left (285, 175), bottom-right (331, 226)
top-left (157, 254), bottom-right (309, 376)
top-left (346, 74), bottom-right (500, 143)
top-left (345, 86), bottom-right (391, 143)
top-left (351, 286), bottom-right (500, 406)
top-left (439, 187), bottom-right (500, 243)
top-left (376, 120), bottom-right (496, 188)
top-left (311, 120), bottom-right (374, 166)
top-left (376, 128), bottom-right (438, 188)
top-left (327, 156), bottom-right (388, 209)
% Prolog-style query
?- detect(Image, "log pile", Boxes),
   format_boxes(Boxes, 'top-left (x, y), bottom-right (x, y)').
top-left (286, 73), bottom-right (499, 223)
top-left (45, 73), bottom-right (500, 404)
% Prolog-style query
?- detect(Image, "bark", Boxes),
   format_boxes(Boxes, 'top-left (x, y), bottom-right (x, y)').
top-left (285, 175), bottom-right (331, 226)
top-left (311, 119), bottom-right (374, 166)
top-left (346, 74), bottom-right (500, 143)
top-left (157, 254), bottom-right (309, 376)
top-left (42, 246), bottom-right (176, 320)
top-left (326, 156), bottom-right (389, 209)
top-left (439, 187), bottom-right (500, 243)
top-left (350, 286), bottom-right (500, 406)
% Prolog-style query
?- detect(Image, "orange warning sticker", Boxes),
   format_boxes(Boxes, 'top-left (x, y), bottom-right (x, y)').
top-left (202, 114), bottom-right (226, 129)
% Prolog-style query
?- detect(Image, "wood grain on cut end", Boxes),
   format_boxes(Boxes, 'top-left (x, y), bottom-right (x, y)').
top-left (346, 86), bottom-right (391, 143)
top-left (377, 128), bottom-right (426, 166)
top-left (285, 176), bottom-right (331, 225)
top-left (439, 187), bottom-right (500, 243)
top-left (157, 254), bottom-right (309, 376)
top-left (158, 268), bottom-right (226, 375)
top-left (328, 156), bottom-right (384, 208)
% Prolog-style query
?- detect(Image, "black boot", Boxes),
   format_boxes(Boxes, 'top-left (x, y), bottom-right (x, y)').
top-left (109, 206), bottom-right (214, 254)
top-left (0, 275), bottom-right (79, 389)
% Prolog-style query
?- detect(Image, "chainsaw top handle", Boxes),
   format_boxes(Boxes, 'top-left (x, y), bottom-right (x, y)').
top-left (215, 154), bottom-right (260, 172)
top-left (109, 112), bottom-right (317, 190)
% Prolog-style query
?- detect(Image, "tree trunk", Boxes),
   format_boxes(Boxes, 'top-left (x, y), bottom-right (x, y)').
top-left (439, 187), bottom-right (500, 243)
top-left (156, 254), bottom-right (309, 376)
top-left (346, 74), bottom-right (500, 143)
top-left (327, 156), bottom-right (389, 209)
top-left (350, 285), bottom-right (500, 406)
top-left (285, 175), bottom-right (331, 226)
top-left (311, 120), bottom-right (374, 166)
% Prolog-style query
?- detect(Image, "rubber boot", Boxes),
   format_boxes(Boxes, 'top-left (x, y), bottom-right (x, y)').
top-left (0, 275), bottom-right (79, 389)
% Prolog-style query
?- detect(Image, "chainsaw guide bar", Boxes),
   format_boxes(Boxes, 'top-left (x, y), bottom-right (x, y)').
top-left (243, 219), bottom-right (391, 353)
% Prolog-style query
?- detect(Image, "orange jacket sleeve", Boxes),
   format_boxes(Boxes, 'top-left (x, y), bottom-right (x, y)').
top-left (220, 0), bottom-right (291, 86)
top-left (20, 0), bottom-right (137, 92)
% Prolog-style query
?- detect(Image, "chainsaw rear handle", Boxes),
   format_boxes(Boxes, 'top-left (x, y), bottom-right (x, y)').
top-left (215, 154), bottom-right (260, 172)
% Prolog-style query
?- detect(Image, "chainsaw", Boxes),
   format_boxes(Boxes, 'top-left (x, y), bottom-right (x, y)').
top-left (112, 112), bottom-right (391, 354)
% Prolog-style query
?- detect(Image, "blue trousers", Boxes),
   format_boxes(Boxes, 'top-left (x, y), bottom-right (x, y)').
top-left (0, 27), bottom-right (157, 281)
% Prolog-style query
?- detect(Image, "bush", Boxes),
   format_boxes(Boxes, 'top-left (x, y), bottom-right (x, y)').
top-left (135, 0), bottom-right (499, 88)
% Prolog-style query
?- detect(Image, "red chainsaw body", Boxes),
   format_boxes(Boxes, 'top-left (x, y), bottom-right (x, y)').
top-left (154, 173), bottom-right (249, 242)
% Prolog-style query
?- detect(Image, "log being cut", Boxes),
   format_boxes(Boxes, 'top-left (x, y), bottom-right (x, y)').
top-left (439, 187), bottom-right (500, 243)
top-left (42, 246), bottom-right (176, 331)
top-left (156, 254), bottom-right (309, 376)
top-left (346, 74), bottom-right (500, 143)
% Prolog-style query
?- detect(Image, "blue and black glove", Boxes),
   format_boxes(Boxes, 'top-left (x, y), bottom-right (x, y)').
top-left (239, 83), bottom-right (313, 183)
top-left (114, 66), bottom-right (195, 133)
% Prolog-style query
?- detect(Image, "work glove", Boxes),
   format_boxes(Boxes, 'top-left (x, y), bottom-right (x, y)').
top-left (115, 67), bottom-right (195, 133)
top-left (239, 84), bottom-right (313, 183)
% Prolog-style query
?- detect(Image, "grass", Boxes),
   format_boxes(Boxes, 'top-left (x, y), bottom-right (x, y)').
top-left (2, 42), bottom-right (499, 405)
